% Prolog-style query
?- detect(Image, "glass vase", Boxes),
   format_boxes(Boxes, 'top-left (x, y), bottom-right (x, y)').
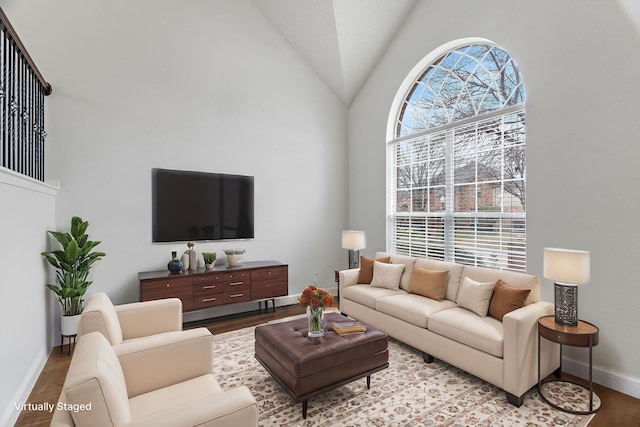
top-left (306, 305), bottom-right (325, 338)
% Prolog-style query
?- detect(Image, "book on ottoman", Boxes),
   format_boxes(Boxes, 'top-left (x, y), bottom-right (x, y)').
top-left (332, 322), bottom-right (367, 335)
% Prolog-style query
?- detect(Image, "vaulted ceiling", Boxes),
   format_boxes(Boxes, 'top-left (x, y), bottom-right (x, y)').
top-left (250, 0), bottom-right (418, 106)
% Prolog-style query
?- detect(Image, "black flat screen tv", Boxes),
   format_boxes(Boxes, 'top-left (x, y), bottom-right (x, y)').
top-left (152, 168), bottom-right (254, 242)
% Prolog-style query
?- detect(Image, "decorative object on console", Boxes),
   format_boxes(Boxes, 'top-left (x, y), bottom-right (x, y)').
top-left (187, 241), bottom-right (197, 271)
top-left (299, 285), bottom-right (334, 338)
top-left (180, 251), bottom-right (189, 271)
top-left (543, 247), bottom-right (590, 326)
top-left (342, 230), bottom-right (366, 269)
top-left (167, 251), bottom-right (183, 273)
top-left (41, 216), bottom-right (106, 337)
top-left (202, 252), bottom-right (217, 270)
top-left (224, 248), bottom-right (245, 267)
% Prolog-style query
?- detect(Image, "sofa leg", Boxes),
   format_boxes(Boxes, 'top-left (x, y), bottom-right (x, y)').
top-left (421, 352), bottom-right (434, 363)
top-left (505, 392), bottom-right (524, 407)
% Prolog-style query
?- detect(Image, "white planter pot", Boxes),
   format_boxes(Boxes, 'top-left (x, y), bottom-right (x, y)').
top-left (61, 314), bottom-right (81, 336)
top-left (227, 254), bottom-right (243, 267)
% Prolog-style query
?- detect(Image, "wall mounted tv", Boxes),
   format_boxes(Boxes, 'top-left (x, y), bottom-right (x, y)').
top-left (152, 168), bottom-right (254, 242)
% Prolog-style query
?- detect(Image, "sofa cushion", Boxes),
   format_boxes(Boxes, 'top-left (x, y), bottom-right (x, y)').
top-left (460, 265), bottom-right (540, 305)
top-left (415, 258), bottom-right (464, 302)
top-left (456, 277), bottom-right (495, 317)
top-left (408, 267), bottom-right (448, 301)
top-left (376, 293), bottom-right (457, 328)
top-left (358, 256), bottom-right (391, 284)
top-left (429, 307), bottom-right (504, 358)
top-left (376, 252), bottom-right (417, 291)
top-left (79, 292), bottom-right (123, 345)
top-left (488, 279), bottom-right (531, 321)
top-left (370, 261), bottom-right (405, 290)
top-left (63, 332), bottom-right (132, 427)
top-left (342, 284), bottom-right (401, 309)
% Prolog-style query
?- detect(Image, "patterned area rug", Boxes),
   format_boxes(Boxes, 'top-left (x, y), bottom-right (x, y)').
top-left (213, 320), bottom-right (594, 426)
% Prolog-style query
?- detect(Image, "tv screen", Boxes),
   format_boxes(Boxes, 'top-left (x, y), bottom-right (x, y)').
top-left (152, 168), bottom-right (254, 242)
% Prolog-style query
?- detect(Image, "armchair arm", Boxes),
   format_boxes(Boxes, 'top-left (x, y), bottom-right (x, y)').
top-left (502, 301), bottom-right (559, 397)
top-left (338, 268), bottom-right (360, 291)
top-left (125, 386), bottom-right (258, 427)
top-left (114, 328), bottom-right (213, 398)
top-left (116, 298), bottom-right (183, 341)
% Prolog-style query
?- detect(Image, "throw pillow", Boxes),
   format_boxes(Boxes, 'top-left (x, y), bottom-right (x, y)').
top-left (359, 256), bottom-right (391, 284)
top-left (488, 279), bottom-right (531, 321)
top-left (456, 276), bottom-right (496, 317)
top-left (369, 261), bottom-right (405, 290)
top-left (408, 267), bottom-right (449, 301)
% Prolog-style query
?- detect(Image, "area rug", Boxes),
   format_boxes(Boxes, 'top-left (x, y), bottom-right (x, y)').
top-left (212, 322), bottom-right (595, 426)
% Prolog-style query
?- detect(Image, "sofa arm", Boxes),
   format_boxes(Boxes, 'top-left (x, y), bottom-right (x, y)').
top-left (125, 386), bottom-right (258, 427)
top-left (339, 268), bottom-right (360, 291)
top-left (116, 298), bottom-right (183, 341)
top-left (502, 301), bottom-right (559, 397)
top-left (114, 328), bottom-right (213, 398)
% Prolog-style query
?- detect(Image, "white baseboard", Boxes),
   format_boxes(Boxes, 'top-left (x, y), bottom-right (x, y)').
top-left (563, 356), bottom-right (640, 399)
top-left (0, 347), bottom-right (49, 427)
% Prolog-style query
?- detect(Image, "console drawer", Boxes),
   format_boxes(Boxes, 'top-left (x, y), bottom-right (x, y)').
top-left (140, 277), bottom-right (193, 311)
top-left (224, 291), bottom-right (251, 304)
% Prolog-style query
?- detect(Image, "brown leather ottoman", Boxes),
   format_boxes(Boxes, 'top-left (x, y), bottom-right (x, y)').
top-left (254, 312), bottom-right (388, 419)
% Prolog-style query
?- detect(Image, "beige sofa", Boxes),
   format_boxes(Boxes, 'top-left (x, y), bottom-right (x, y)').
top-left (339, 251), bottom-right (560, 406)
top-left (50, 329), bottom-right (258, 426)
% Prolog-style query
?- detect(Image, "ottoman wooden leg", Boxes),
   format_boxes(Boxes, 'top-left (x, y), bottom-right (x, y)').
top-left (302, 400), bottom-right (308, 419)
top-left (366, 375), bottom-right (371, 389)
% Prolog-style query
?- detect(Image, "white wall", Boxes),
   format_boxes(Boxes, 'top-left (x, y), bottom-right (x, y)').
top-left (0, 171), bottom-right (57, 426)
top-left (2, 0), bottom-right (347, 334)
top-left (349, 0), bottom-right (640, 397)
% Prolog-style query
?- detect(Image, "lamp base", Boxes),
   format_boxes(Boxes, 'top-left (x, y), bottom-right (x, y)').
top-left (554, 282), bottom-right (578, 326)
top-left (348, 250), bottom-right (360, 269)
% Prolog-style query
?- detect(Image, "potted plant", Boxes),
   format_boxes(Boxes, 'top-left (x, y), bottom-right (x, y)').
top-left (202, 252), bottom-right (217, 270)
top-left (223, 248), bottom-right (245, 267)
top-left (41, 216), bottom-right (106, 335)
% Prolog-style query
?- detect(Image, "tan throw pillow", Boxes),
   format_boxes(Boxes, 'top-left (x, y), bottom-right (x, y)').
top-left (488, 279), bottom-right (531, 321)
top-left (456, 276), bottom-right (495, 317)
top-left (408, 267), bottom-right (449, 301)
top-left (358, 256), bottom-right (391, 284)
top-left (369, 261), bottom-right (405, 290)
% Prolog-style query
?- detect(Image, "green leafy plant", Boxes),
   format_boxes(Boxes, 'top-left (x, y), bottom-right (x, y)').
top-left (223, 248), bottom-right (245, 256)
top-left (41, 216), bottom-right (106, 316)
top-left (202, 252), bottom-right (217, 264)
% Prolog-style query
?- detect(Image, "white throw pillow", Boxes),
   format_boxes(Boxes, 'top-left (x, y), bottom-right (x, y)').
top-left (456, 276), bottom-right (496, 317)
top-left (369, 261), bottom-right (405, 291)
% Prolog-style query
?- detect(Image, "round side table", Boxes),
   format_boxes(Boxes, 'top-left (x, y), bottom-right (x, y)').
top-left (537, 315), bottom-right (600, 414)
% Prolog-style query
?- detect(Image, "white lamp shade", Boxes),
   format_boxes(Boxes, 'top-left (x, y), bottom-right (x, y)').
top-left (342, 230), bottom-right (366, 250)
top-left (543, 248), bottom-right (590, 284)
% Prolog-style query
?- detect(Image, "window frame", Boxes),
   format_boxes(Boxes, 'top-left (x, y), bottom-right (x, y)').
top-left (386, 38), bottom-right (526, 271)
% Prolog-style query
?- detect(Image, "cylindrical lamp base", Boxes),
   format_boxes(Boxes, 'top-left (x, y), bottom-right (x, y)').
top-left (554, 282), bottom-right (578, 326)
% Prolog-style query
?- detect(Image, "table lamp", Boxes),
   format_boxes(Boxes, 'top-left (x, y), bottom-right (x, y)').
top-left (342, 230), bottom-right (366, 269)
top-left (543, 248), bottom-right (590, 326)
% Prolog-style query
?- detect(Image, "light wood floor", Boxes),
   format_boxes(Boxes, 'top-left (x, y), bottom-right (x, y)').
top-left (14, 304), bottom-right (640, 426)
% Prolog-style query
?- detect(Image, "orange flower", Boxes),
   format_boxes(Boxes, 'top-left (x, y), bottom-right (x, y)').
top-left (323, 294), bottom-right (334, 307)
top-left (310, 297), bottom-right (321, 307)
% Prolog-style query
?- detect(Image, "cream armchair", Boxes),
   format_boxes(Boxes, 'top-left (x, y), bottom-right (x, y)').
top-left (78, 292), bottom-right (183, 345)
top-left (50, 330), bottom-right (259, 426)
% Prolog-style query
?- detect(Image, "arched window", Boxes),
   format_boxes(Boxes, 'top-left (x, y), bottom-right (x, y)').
top-left (387, 39), bottom-right (526, 271)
